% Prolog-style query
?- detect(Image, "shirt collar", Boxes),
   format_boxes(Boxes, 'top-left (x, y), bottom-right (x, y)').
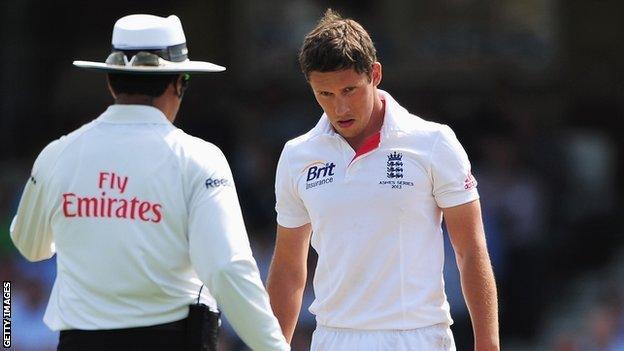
top-left (97, 104), bottom-right (172, 125)
top-left (310, 89), bottom-right (411, 139)
top-left (378, 89), bottom-right (411, 137)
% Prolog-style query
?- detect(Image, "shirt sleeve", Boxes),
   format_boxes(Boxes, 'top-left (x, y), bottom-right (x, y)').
top-left (275, 145), bottom-right (310, 228)
top-left (187, 145), bottom-right (289, 351)
top-left (10, 141), bottom-right (58, 262)
top-left (430, 125), bottom-right (479, 208)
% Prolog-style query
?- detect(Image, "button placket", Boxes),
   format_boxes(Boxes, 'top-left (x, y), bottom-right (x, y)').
top-left (332, 135), bottom-right (355, 181)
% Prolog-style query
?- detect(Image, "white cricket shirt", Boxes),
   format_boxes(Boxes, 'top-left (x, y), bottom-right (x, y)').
top-left (10, 105), bottom-right (289, 351)
top-left (275, 90), bottom-right (479, 330)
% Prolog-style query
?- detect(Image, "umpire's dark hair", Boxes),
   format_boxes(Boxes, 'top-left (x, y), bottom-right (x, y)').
top-left (107, 73), bottom-right (180, 97)
top-left (299, 9), bottom-right (377, 81)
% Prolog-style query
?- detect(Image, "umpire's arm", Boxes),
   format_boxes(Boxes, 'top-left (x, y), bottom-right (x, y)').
top-left (10, 140), bottom-right (60, 261)
top-left (188, 145), bottom-right (289, 351)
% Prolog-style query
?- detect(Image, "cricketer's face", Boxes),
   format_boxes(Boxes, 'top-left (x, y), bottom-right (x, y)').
top-left (308, 63), bottom-right (382, 142)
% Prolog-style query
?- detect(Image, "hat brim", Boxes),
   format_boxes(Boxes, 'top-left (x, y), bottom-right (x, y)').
top-left (73, 59), bottom-right (226, 74)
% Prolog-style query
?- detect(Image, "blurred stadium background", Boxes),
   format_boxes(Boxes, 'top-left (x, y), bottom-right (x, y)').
top-left (1, 1), bottom-right (623, 350)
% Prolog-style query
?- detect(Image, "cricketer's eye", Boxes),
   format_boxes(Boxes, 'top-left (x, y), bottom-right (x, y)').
top-left (318, 91), bottom-right (333, 97)
top-left (343, 87), bottom-right (356, 95)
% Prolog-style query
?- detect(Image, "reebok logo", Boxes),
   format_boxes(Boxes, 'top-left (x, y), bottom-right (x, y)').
top-left (205, 178), bottom-right (229, 188)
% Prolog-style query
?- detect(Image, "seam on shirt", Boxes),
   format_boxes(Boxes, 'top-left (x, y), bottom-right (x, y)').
top-left (427, 128), bottom-right (445, 196)
top-left (46, 121), bottom-right (98, 182)
top-left (29, 120), bottom-right (99, 258)
top-left (46, 121), bottom-right (99, 218)
top-left (283, 144), bottom-right (298, 200)
top-left (148, 125), bottom-right (189, 219)
top-left (283, 143), bottom-right (310, 221)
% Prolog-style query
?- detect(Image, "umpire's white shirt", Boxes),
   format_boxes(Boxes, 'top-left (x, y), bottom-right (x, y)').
top-left (275, 90), bottom-right (479, 330)
top-left (10, 105), bottom-right (289, 351)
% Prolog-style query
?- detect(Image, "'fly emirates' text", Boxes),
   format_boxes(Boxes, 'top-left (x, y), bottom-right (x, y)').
top-left (62, 172), bottom-right (163, 223)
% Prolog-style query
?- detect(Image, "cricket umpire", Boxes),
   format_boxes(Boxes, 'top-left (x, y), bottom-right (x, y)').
top-left (10, 14), bottom-right (289, 351)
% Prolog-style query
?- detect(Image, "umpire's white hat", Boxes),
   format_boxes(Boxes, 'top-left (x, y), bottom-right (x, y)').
top-left (73, 14), bottom-right (225, 74)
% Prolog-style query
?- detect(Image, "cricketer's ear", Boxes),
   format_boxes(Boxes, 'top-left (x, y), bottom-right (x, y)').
top-left (371, 62), bottom-right (382, 87)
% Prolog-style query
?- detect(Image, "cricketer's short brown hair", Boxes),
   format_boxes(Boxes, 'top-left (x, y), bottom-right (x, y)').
top-left (299, 9), bottom-right (377, 81)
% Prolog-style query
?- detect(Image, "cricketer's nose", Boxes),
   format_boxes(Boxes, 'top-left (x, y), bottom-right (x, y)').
top-left (334, 97), bottom-right (350, 117)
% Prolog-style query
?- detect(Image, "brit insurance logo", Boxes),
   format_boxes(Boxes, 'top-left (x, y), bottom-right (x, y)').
top-left (303, 161), bottom-right (336, 190)
top-left (379, 151), bottom-right (413, 189)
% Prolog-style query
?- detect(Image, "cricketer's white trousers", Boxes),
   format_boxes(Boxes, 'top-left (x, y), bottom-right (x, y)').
top-left (311, 324), bottom-right (456, 351)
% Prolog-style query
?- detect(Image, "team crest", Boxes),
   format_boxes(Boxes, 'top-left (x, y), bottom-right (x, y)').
top-left (379, 151), bottom-right (413, 189)
top-left (387, 152), bottom-right (404, 178)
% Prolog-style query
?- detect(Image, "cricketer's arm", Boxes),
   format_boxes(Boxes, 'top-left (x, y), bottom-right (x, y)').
top-left (267, 223), bottom-right (312, 343)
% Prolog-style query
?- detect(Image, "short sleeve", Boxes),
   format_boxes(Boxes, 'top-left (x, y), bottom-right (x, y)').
top-left (431, 126), bottom-right (479, 208)
top-left (274, 145), bottom-right (310, 228)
